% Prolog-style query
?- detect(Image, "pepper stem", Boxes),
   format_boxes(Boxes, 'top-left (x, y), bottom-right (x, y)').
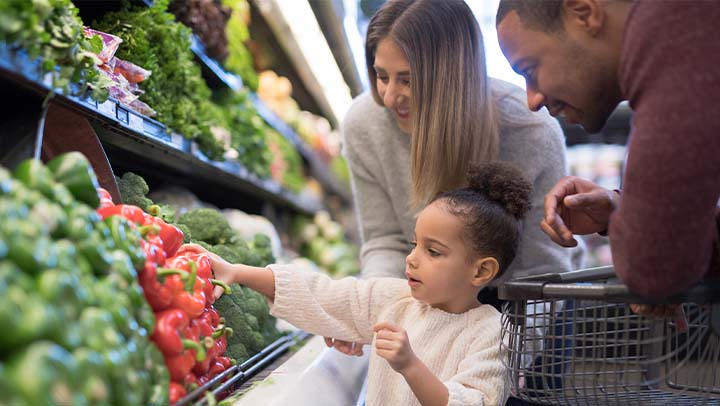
top-left (156, 268), bottom-right (188, 282)
top-left (182, 339), bottom-right (207, 362)
top-left (211, 326), bottom-right (233, 339)
top-left (184, 261), bottom-right (198, 292)
top-left (148, 205), bottom-right (161, 217)
top-left (139, 224), bottom-right (161, 237)
top-left (210, 279), bottom-right (231, 294)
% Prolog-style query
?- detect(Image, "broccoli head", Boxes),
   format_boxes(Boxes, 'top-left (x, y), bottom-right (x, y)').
top-left (176, 208), bottom-right (234, 245)
top-left (225, 343), bottom-right (249, 363)
top-left (176, 223), bottom-right (192, 243)
top-left (215, 284), bottom-right (275, 355)
top-left (209, 244), bottom-right (246, 264)
top-left (116, 172), bottom-right (152, 211)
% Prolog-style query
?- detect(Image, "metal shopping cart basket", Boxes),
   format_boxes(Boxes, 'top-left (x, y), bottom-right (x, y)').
top-left (499, 266), bottom-right (720, 405)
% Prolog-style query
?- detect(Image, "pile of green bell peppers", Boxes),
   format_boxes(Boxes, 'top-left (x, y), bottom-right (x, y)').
top-left (0, 153), bottom-right (168, 405)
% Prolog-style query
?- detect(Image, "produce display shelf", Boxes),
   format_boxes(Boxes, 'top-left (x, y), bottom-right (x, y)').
top-left (175, 330), bottom-right (311, 406)
top-left (0, 42), bottom-right (323, 215)
top-left (190, 35), bottom-right (244, 92)
top-left (184, 32), bottom-right (353, 204)
top-left (250, 93), bottom-right (353, 203)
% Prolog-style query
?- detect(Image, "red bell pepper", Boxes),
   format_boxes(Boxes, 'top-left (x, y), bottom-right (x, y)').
top-left (97, 188), bottom-right (115, 209)
top-left (144, 213), bottom-right (183, 258)
top-left (168, 382), bottom-right (186, 405)
top-left (141, 236), bottom-right (166, 268)
top-left (97, 204), bottom-right (146, 224)
top-left (166, 350), bottom-right (197, 384)
top-left (216, 356), bottom-right (234, 370)
top-left (190, 317), bottom-right (217, 375)
top-left (201, 307), bottom-right (221, 329)
top-left (151, 308), bottom-right (204, 357)
top-left (183, 372), bottom-right (200, 390)
top-left (207, 360), bottom-right (227, 380)
top-left (169, 262), bottom-right (207, 319)
top-left (140, 263), bottom-right (185, 312)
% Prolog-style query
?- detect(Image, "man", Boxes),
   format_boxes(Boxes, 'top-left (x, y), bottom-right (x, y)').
top-left (496, 0), bottom-right (720, 298)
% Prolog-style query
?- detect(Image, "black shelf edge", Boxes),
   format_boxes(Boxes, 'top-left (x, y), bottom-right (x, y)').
top-left (0, 42), bottom-right (323, 215)
top-left (174, 330), bottom-right (311, 406)
top-left (250, 93), bottom-right (353, 203)
top-left (189, 35), bottom-right (244, 92)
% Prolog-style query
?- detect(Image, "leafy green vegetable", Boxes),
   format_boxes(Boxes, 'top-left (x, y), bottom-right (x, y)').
top-left (211, 88), bottom-right (271, 178)
top-left (222, 0), bottom-right (258, 90)
top-left (94, 1), bottom-right (226, 160)
top-left (0, 0), bottom-right (110, 101)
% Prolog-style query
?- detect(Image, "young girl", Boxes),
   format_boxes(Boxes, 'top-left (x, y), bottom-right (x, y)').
top-left (187, 162), bottom-right (531, 406)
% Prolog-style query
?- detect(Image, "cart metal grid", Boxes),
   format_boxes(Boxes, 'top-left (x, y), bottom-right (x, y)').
top-left (499, 266), bottom-right (720, 405)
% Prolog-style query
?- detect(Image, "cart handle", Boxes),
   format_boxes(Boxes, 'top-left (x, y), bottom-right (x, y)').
top-left (498, 266), bottom-right (720, 304)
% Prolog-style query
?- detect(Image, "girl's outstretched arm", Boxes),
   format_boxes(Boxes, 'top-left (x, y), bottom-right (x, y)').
top-left (180, 244), bottom-right (275, 300)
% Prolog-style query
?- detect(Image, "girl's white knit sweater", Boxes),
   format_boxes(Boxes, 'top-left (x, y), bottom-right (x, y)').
top-left (268, 264), bottom-right (509, 406)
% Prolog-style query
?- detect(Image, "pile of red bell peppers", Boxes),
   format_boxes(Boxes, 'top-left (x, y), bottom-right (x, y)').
top-left (97, 189), bottom-right (234, 404)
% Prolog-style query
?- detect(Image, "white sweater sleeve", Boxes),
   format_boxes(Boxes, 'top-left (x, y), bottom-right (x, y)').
top-left (268, 264), bottom-right (406, 343)
top-left (444, 314), bottom-right (509, 406)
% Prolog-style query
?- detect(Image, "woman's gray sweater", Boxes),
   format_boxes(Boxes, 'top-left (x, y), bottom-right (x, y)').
top-left (341, 78), bottom-right (584, 282)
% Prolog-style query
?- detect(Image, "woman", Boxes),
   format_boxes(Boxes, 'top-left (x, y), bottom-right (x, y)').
top-left (322, 1), bottom-right (582, 404)
top-left (342, 0), bottom-right (582, 285)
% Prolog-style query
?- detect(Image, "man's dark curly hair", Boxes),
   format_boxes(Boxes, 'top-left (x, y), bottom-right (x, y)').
top-left (433, 162), bottom-right (532, 275)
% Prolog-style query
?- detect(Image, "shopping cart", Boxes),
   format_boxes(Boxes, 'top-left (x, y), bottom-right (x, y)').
top-left (499, 265), bottom-right (720, 405)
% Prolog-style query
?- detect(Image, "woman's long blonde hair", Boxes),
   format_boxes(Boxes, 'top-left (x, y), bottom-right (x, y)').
top-left (366, 0), bottom-right (499, 207)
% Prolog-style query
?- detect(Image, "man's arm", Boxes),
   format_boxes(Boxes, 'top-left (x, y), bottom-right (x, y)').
top-left (612, 2), bottom-right (720, 297)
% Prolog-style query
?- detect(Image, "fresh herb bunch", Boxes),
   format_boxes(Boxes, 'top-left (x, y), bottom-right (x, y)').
top-left (0, 0), bottom-right (111, 101)
top-left (211, 88), bottom-right (271, 178)
top-left (94, 0), bottom-right (226, 160)
top-left (223, 0), bottom-right (258, 90)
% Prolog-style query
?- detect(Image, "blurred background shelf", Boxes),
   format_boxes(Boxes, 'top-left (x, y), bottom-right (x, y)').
top-left (0, 43), bottom-right (323, 215)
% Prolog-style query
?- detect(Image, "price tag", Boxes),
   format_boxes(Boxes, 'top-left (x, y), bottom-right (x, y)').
top-left (98, 100), bottom-right (116, 117)
top-left (171, 133), bottom-right (184, 147)
top-left (129, 113), bottom-right (144, 132)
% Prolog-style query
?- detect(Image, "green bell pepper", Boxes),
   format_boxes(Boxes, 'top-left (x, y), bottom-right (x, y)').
top-left (77, 227), bottom-right (114, 275)
top-left (29, 199), bottom-right (68, 238)
top-left (78, 307), bottom-right (125, 352)
top-left (54, 238), bottom-right (92, 275)
top-left (5, 341), bottom-right (84, 406)
top-left (0, 166), bottom-right (14, 195)
top-left (50, 182), bottom-right (76, 208)
top-left (0, 362), bottom-right (22, 405)
top-left (104, 216), bottom-right (146, 270)
top-left (108, 250), bottom-right (139, 287)
top-left (47, 152), bottom-right (100, 208)
top-left (0, 283), bottom-right (61, 350)
top-left (6, 234), bottom-right (58, 274)
top-left (145, 344), bottom-right (170, 406)
top-left (13, 158), bottom-right (55, 198)
top-left (61, 204), bottom-right (100, 242)
top-left (73, 348), bottom-right (111, 406)
top-left (37, 268), bottom-right (89, 321)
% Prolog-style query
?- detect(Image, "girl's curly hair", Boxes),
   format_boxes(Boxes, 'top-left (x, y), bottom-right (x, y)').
top-left (434, 162), bottom-right (532, 275)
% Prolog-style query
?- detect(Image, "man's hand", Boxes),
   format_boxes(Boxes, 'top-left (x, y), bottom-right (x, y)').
top-left (373, 322), bottom-right (417, 373)
top-left (323, 337), bottom-right (364, 356)
top-left (630, 304), bottom-right (689, 332)
top-left (541, 176), bottom-right (619, 247)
